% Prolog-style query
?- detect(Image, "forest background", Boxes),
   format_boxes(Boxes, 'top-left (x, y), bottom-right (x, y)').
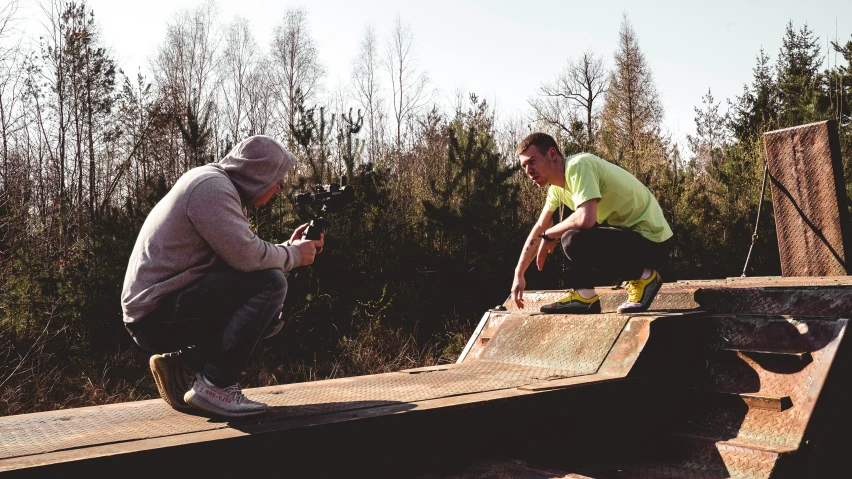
top-left (1, 0), bottom-right (850, 415)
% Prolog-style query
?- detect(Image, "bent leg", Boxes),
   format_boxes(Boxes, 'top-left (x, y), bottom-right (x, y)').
top-left (202, 268), bottom-right (288, 387)
top-left (561, 227), bottom-right (670, 286)
top-left (130, 267), bottom-right (288, 385)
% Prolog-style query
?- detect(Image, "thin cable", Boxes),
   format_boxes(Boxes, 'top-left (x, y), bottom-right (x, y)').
top-left (741, 163), bottom-right (769, 277)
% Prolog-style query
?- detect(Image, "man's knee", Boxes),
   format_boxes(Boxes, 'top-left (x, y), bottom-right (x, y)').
top-left (255, 269), bottom-right (287, 339)
top-left (561, 228), bottom-right (593, 259)
top-left (256, 268), bottom-right (288, 301)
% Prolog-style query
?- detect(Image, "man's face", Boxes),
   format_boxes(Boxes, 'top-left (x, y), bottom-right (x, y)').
top-left (519, 145), bottom-right (558, 187)
top-left (249, 178), bottom-right (284, 207)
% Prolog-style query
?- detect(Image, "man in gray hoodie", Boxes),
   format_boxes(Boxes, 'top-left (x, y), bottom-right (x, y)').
top-left (122, 135), bottom-right (322, 417)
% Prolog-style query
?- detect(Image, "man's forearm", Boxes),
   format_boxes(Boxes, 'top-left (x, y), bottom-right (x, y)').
top-left (545, 200), bottom-right (598, 238)
top-left (515, 226), bottom-right (547, 276)
top-left (545, 211), bottom-right (591, 238)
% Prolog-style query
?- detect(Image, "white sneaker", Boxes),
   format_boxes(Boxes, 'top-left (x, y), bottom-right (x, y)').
top-left (150, 352), bottom-right (195, 411)
top-left (183, 373), bottom-right (268, 417)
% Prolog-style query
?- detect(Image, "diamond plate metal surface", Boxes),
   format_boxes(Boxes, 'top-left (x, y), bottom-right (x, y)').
top-left (671, 439), bottom-right (779, 479)
top-left (502, 285), bottom-right (701, 314)
top-left (764, 120), bottom-right (850, 276)
top-left (0, 362), bottom-right (579, 460)
top-left (504, 277), bottom-right (852, 316)
top-left (574, 443), bottom-right (778, 479)
top-left (586, 435), bottom-right (782, 479)
top-left (680, 317), bottom-right (845, 452)
top-left (477, 314), bottom-right (628, 374)
top-left (569, 465), bottom-right (731, 479)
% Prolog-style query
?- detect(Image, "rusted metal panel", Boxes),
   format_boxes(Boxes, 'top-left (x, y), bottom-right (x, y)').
top-left (398, 364), bottom-right (460, 374)
top-left (477, 314), bottom-right (628, 374)
top-left (456, 311), bottom-right (492, 363)
top-left (503, 285), bottom-right (701, 314)
top-left (518, 373), bottom-right (622, 392)
top-left (764, 120), bottom-right (850, 276)
top-left (739, 393), bottom-right (792, 412)
top-left (679, 317), bottom-right (847, 452)
top-left (576, 435), bottom-right (782, 478)
top-left (667, 438), bottom-right (780, 479)
top-left (597, 316), bottom-right (657, 376)
top-left (1, 360), bottom-right (590, 461)
top-left (411, 459), bottom-right (586, 479)
top-left (507, 277), bottom-right (852, 316)
top-left (573, 465), bottom-right (734, 478)
top-left (461, 311), bottom-right (516, 362)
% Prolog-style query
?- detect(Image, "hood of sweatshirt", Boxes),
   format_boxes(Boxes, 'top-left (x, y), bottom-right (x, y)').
top-left (216, 135), bottom-right (297, 204)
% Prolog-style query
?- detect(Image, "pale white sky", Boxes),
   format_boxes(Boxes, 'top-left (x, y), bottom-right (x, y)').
top-left (14, 0), bottom-right (852, 150)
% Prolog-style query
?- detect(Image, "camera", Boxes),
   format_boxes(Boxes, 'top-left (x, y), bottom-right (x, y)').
top-left (294, 183), bottom-right (355, 240)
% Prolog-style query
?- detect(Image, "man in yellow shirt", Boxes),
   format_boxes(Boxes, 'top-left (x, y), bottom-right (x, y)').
top-left (511, 132), bottom-right (673, 314)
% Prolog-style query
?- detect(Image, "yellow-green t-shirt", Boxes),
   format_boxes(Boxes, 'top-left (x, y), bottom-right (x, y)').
top-left (545, 153), bottom-right (673, 243)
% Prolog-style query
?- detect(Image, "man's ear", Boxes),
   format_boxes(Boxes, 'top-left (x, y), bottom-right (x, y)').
top-left (548, 146), bottom-right (559, 162)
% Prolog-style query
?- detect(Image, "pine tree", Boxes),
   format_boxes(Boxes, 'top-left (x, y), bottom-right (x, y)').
top-left (776, 22), bottom-right (826, 126)
top-left (422, 95), bottom-right (519, 263)
top-left (175, 100), bottom-right (213, 167)
top-left (290, 88), bottom-right (335, 185)
top-left (599, 14), bottom-right (664, 175)
top-left (687, 89), bottom-right (727, 173)
top-left (728, 49), bottom-right (778, 141)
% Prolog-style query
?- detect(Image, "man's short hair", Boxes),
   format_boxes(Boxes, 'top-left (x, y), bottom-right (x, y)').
top-left (517, 132), bottom-right (563, 158)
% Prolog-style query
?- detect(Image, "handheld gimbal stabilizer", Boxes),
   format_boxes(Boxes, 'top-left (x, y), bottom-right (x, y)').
top-left (294, 183), bottom-right (355, 240)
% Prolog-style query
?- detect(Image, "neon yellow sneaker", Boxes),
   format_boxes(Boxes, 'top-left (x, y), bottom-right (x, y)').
top-left (617, 270), bottom-right (663, 313)
top-left (540, 290), bottom-right (601, 314)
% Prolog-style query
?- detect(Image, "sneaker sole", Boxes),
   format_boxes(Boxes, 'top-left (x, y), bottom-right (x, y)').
top-left (540, 302), bottom-right (602, 314)
top-left (150, 356), bottom-right (193, 411)
top-left (617, 303), bottom-right (650, 314)
top-left (184, 390), bottom-right (268, 418)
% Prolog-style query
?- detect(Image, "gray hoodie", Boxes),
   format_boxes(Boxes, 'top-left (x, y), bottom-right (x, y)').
top-left (121, 136), bottom-right (302, 323)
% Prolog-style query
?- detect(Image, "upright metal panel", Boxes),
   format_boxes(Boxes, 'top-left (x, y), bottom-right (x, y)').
top-left (763, 120), bottom-right (850, 276)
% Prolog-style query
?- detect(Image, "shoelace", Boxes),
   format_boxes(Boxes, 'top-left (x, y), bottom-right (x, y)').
top-left (626, 280), bottom-right (643, 303)
top-left (557, 288), bottom-right (578, 303)
top-left (222, 384), bottom-right (248, 404)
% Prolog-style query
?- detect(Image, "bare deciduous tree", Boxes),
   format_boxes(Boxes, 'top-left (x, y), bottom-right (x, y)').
top-left (270, 7), bottom-right (324, 147)
top-left (220, 15), bottom-right (258, 144)
top-left (0, 0), bottom-right (20, 61)
top-left (244, 61), bottom-right (275, 137)
top-left (531, 51), bottom-right (607, 151)
top-left (352, 25), bottom-right (385, 164)
top-left (152, 0), bottom-right (221, 170)
top-left (385, 17), bottom-right (428, 151)
top-left (0, 0), bottom-right (22, 192)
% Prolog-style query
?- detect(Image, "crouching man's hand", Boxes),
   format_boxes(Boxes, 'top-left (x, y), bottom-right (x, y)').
top-left (511, 274), bottom-right (526, 308)
top-left (290, 223), bottom-right (326, 254)
top-left (292, 238), bottom-right (325, 266)
top-left (290, 223), bottom-right (310, 243)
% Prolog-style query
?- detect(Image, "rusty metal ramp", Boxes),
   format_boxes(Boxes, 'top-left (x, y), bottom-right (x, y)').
top-left (416, 277), bottom-right (852, 479)
top-left (1, 311), bottom-right (677, 476)
top-left (2, 278), bottom-right (850, 478)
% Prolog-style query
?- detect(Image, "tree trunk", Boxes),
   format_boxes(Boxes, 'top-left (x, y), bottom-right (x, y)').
top-left (86, 41), bottom-right (95, 218)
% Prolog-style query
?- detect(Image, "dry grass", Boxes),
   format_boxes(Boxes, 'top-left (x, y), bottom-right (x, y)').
top-left (1, 315), bottom-right (473, 415)
top-left (0, 319), bottom-right (157, 416)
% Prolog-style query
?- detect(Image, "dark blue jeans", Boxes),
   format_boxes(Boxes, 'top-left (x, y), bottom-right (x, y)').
top-left (126, 266), bottom-right (288, 387)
